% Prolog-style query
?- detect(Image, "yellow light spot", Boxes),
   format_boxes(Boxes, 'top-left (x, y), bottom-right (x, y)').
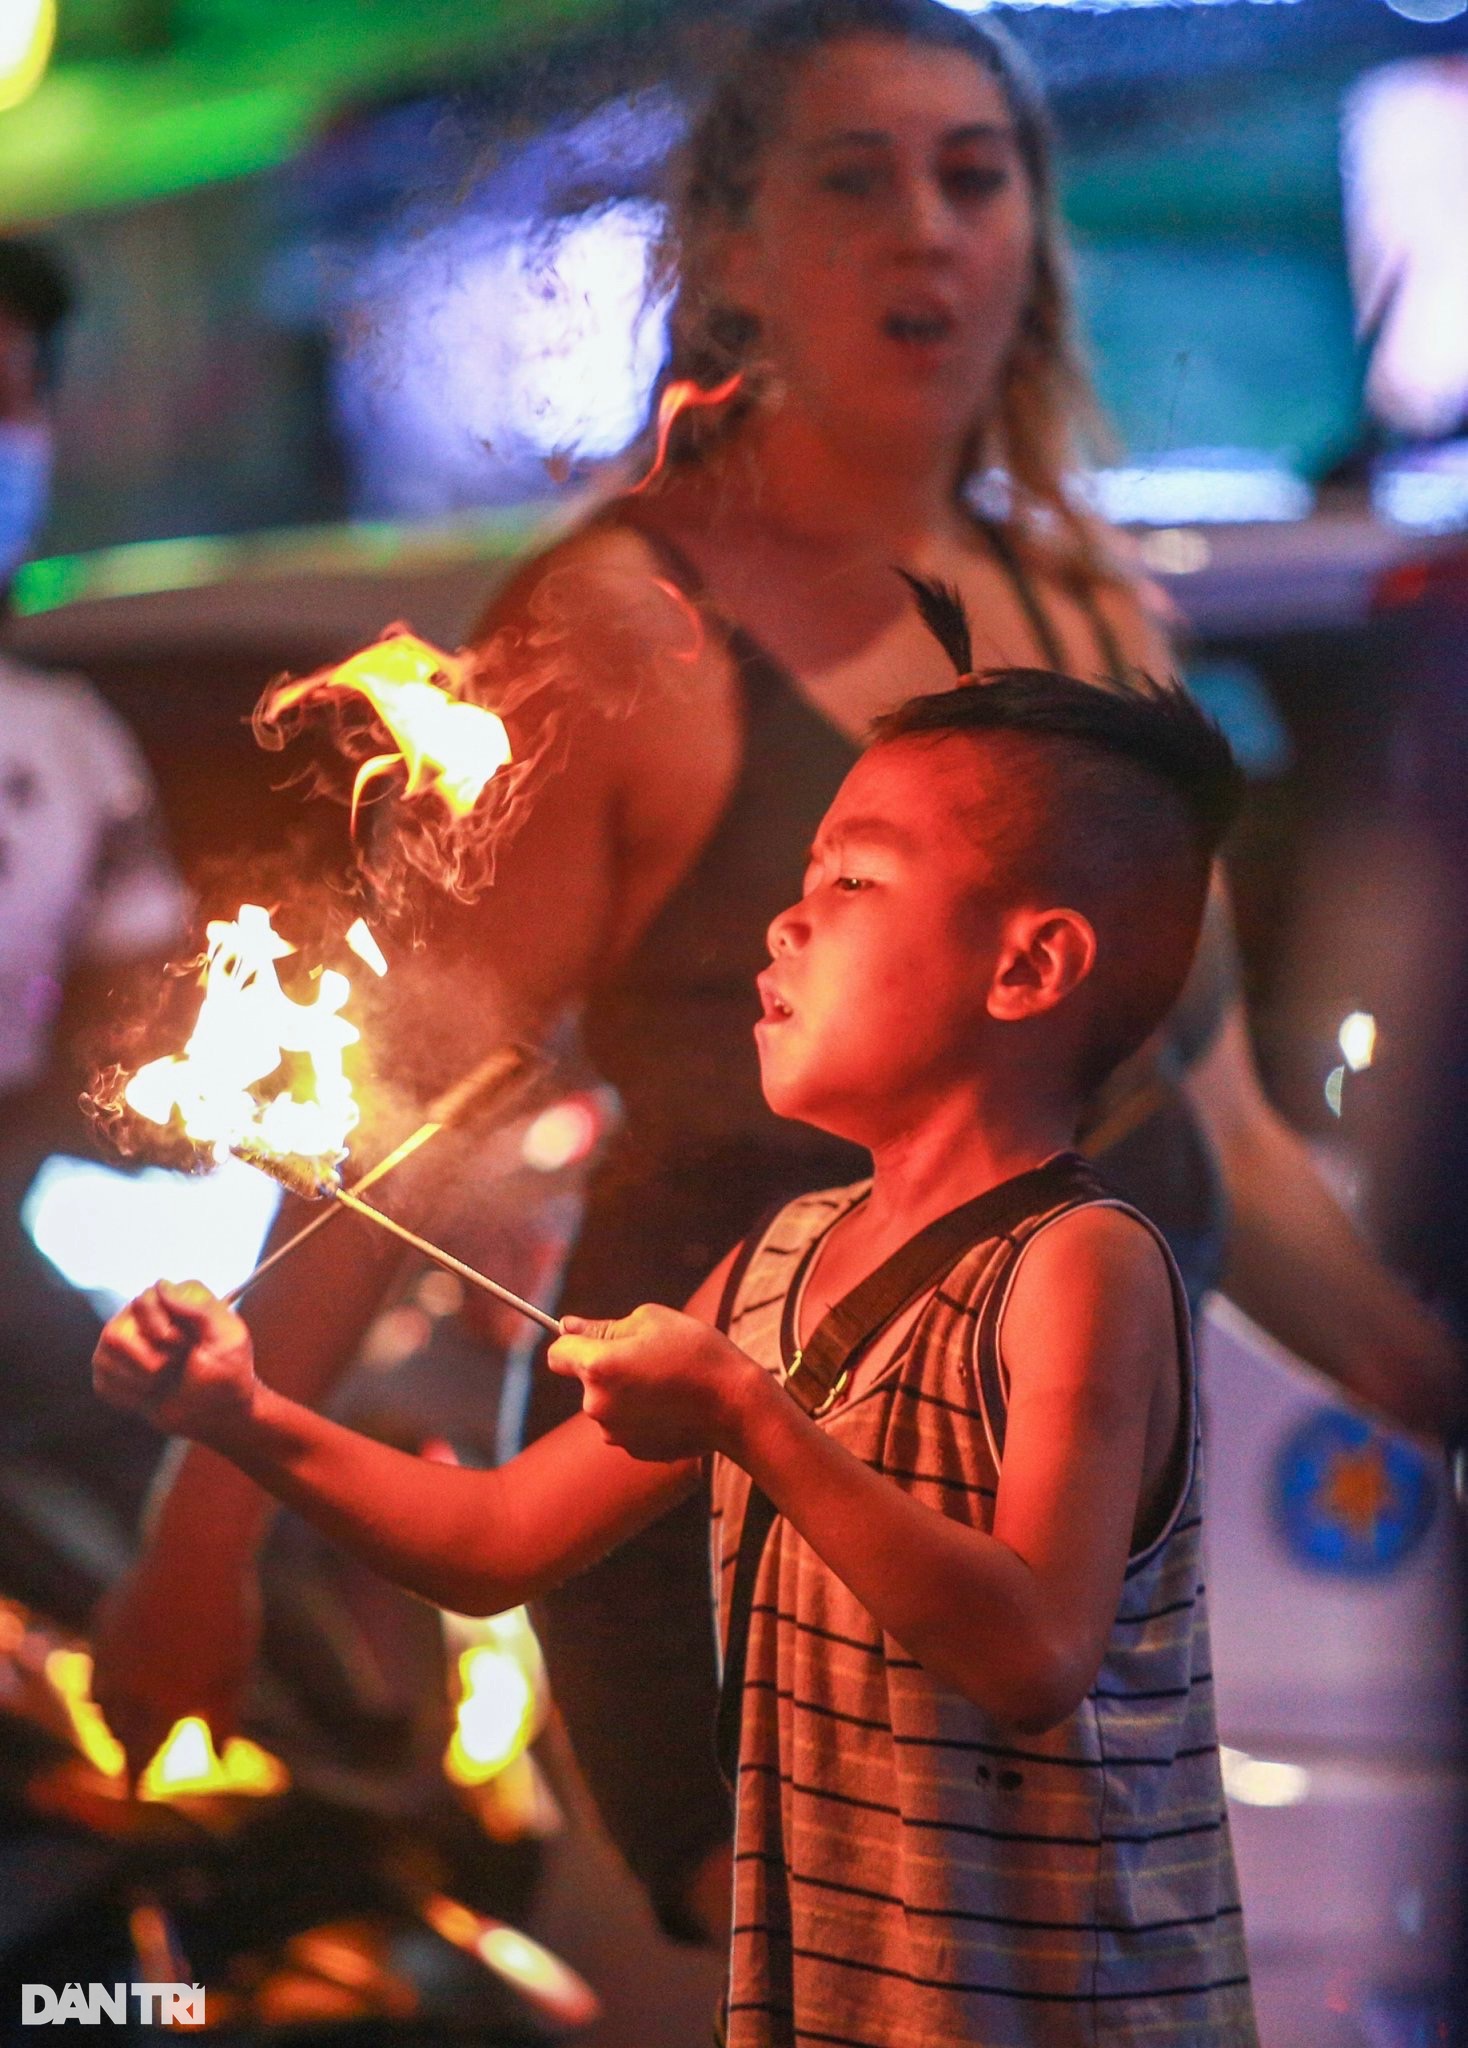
top-left (1339, 1010), bottom-right (1377, 1072)
top-left (0, 0), bottom-right (55, 115)
top-left (44, 1648), bottom-right (126, 1778)
top-left (1220, 1745), bottom-right (1311, 1808)
top-left (444, 1646), bottom-right (535, 1786)
top-left (1137, 527), bottom-right (1213, 576)
top-left (138, 1715), bottom-right (289, 1800)
top-left (521, 1097), bottom-right (598, 1173)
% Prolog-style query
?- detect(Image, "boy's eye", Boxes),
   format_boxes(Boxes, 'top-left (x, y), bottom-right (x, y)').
top-left (834, 875), bottom-right (871, 893)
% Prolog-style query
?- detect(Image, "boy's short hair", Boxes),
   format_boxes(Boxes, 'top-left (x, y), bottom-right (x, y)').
top-left (873, 579), bottom-right (1243, 1093)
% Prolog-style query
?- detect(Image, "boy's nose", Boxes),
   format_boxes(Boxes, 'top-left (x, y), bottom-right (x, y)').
top-left (766, 900), bottom-right (806, 957)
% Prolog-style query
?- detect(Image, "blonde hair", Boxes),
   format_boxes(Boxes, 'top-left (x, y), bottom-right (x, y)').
top-left (641, 0), bottom-right (1115, 580)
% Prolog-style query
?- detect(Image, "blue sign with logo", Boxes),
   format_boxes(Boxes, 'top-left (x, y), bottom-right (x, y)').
top-left (1272, 1409), bottom-right (1437, 1577)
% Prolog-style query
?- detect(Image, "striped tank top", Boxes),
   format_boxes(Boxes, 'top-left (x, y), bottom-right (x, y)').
top-left (710, 1175), bottom-right (1257, 2048)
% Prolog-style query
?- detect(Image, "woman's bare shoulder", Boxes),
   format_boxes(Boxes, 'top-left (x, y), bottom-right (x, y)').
top-left (470, 507), bottom-right (692, 646)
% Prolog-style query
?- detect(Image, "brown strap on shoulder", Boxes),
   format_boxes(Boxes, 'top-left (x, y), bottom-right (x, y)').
top-left (779, 1154), bottom-right (1104, 1417)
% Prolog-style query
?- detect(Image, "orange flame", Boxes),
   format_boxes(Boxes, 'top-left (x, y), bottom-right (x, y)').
top-left (121, 904), bottom-right (363, 1170)
top-left (629, 373), bottom-right (743, 494)
top-left (138, 1715), bottom-right (289, 1801)
top-left (258, 632), bottom-right (512, 835)
top-left (345, 916), bottom-right (388, 977)
top-left (44, 1648), bottom-right (127, 1778)
top-left (44, 1652), bottom-right (288, 1800)
top-left (421, 1897), bottom-right (599, 2028)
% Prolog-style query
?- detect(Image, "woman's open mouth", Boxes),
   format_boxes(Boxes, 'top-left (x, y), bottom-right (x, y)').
top-left (881, 306), bottom-right (957, 348)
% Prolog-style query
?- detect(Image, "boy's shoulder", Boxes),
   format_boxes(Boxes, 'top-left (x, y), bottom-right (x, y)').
top-left (996, 1198), bottom-right (1184, 1412)
top-left (1011, 1194), bottom-right (1175, 1275)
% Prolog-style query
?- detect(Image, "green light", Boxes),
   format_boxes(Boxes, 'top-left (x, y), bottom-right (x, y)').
top-left (0, 0), bottom-right (619, 221)
top-left (11, 509), bottom-right (549, 616)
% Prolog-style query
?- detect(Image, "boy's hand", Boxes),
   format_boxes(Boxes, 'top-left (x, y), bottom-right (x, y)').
top-left (93, 1281), bottom-right (258, 1446)
top-left (548, 1306), bottom-right (765, 1463)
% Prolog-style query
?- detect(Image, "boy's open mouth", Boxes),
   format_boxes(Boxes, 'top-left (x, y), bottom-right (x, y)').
top-left (757, 975), bottom-right (793, 1022)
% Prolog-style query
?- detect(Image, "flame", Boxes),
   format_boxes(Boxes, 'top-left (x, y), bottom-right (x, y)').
top-left (420, 1896), bottom-right (599, 2028)
top-left (138, 1715), bottom-right (289, 1801)
top-left (43, 1652), bottom-right (288, 1800)
top-left (45, 1648), bottom-right (127, 1778)
top-left (444, 1642), bottom-right (536, 1787)
top-left (120, 904), bottom-right (361, 1168)
top-left (345, 917), bottom-right (389, 977)
top-left (258, 632), bottom-right (512, 834)
top-left (629, 373), bottom-right (743, 493)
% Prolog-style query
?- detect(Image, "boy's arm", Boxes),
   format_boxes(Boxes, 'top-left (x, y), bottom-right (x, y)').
top-left (94, 1283), bottom-right (700, 1620)
top-left (555, 1208), bottom-right (1173, 1732)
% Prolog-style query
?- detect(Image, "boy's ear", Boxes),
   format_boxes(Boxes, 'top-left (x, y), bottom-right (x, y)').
top-left (986, 907), bottom-right (1096, 1023)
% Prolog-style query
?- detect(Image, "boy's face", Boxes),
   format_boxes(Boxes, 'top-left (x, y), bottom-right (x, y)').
top-left (756, 737), bottom-right (1008, 1143)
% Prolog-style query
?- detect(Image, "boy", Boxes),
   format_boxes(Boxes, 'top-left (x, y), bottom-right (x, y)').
top-left (95, 585), bottom-right (1256, 2046)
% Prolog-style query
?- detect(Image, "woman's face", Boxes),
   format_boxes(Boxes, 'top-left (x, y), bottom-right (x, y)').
top-left (723, 36), bottom-right (1037, 461)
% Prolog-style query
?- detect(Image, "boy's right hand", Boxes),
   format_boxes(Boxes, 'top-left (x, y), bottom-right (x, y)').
top-left (93, 1281), bottom-right (258, 1446)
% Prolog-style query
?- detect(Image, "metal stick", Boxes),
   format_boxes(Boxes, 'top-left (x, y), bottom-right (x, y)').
top-left (332, 1188), bottom-right (562, 1336)
top-left (224, 1123), bottom-right (434, 1304)
top-left (224, 1046), bottom-right (532, 1307)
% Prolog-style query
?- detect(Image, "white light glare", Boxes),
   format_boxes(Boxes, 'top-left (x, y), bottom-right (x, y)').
top-left (340, 199), bottom-right (670, 512)
top-left (1344, 62), bottom-right (1468, 435)
top-left (1220, 1745), bottom-right (1311, 1808)
top-left (1136, 528), bottom-right (1213, 576)
top-left (1373, 439), bottom-right (1468, 537)
top-left (1339, 1011), bottom-right (1377, 1073)
top-left (521, 1097), bottom-right (600, 1174)
top-left (22, 1153), bottom-right (281, 1314)
top-left (1089, 455), bottom-right (1312, 528)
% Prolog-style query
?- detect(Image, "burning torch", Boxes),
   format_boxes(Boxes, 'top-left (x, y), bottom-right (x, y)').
top-left (98, 630), bottom-right (570, 1336)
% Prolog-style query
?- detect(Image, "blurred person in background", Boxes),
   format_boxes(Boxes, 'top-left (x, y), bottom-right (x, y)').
top-left (0, 237), bottom-right (187, 1622)
top-left (91, 0), bottom-right (1463, 1955)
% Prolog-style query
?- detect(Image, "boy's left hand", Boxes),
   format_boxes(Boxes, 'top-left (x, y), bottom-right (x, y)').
top-left (548, 1306), bottom-right (764, 1463)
